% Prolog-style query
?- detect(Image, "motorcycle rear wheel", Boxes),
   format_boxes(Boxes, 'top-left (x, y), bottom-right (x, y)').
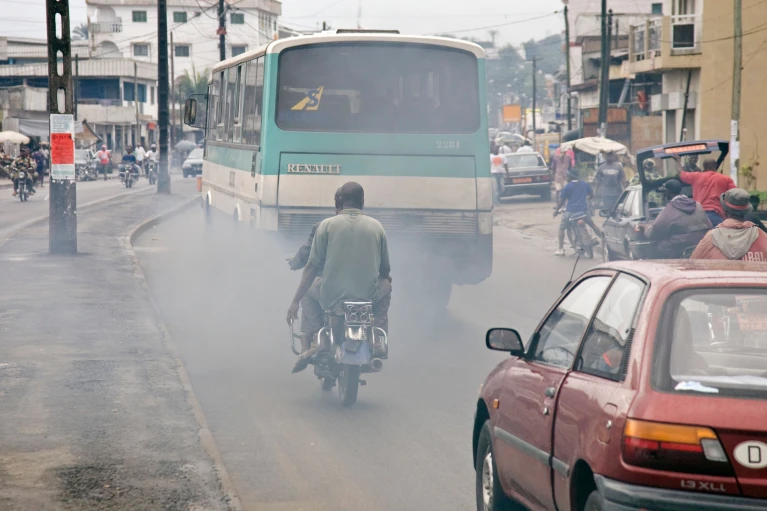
top-left (338, 365), bottom-right (360, 407)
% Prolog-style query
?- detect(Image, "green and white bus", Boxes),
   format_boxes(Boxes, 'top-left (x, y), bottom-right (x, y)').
top-left (185, 31), bottom-right (493, 291)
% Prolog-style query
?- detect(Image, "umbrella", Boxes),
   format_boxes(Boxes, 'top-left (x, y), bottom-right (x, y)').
top-left (174, 140), bottom-right (197, 152)
top-left (0, 131), bottom-right (30, 144)
top-left (559, 137), bottom-right (636, 166)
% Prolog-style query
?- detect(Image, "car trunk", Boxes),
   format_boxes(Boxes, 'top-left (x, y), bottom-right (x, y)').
top-left (503, 165), bottom-right (550, 186)
top-left (632, 393), bottom-right (767, 497)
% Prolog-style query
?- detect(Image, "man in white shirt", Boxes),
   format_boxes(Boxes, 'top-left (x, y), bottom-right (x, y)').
top-left (134, 144), bottom-right (146, 175)
top-left (490, 145), bottom-right (508, 205)
top-left (145, 144), bottom-right (157, 163)
top-left (516, 141), bottom-right (535, 153)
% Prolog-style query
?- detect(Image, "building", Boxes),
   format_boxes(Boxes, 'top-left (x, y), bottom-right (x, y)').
top-left (86, 0), bottom-right (282, 79)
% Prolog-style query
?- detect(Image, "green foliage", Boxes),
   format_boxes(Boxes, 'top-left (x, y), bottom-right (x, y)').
top-left (176, 67), bottom-right (209, 101)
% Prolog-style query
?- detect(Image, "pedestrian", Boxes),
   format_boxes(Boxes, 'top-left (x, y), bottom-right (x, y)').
top-left (639, 179), bottom-right (711, 258)
top-left (679, 158), bottom-right (735, 228)
top-left (134, 143), bottom-right (146, 176)
top-left (490, 144), bottom-right (508, 205)
top-left (690, 188), bottom-right (767, 261)
top-left (682, 154), bottom-right (701, 173)
top-left (594, 150), bottom-right (626, 210)
top-left (554, 168), bottom-right (602, 256)
top-left (96, 144), bottom-right (111, 181)
top-left (746, 195), bottom-right (767, 233)
top-left (551, 147), bottom-right (571, 202)
top-left (32, 148), bottom-right (45, 188)
top-left (498, 142), bottom-right (514, 155)
top-left (516, 140), bottom-right (534, 153)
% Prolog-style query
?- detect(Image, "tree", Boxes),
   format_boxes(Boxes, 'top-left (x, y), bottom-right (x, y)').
top-left (176, 67), bottom-right (209, 102)
top-left (72, 22), bottom-right (89, 40)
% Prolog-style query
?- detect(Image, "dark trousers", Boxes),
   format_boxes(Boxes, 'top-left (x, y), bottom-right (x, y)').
top-left (706, 210), bottom-right (724, 228)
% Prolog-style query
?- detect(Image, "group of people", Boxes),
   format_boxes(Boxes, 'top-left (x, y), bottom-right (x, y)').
top-left (10, 145), bottom-right (48, 197)
top-left (490, 140), bottom-right (536, 204)
top-left (95, 143), bottom-right (158, 181)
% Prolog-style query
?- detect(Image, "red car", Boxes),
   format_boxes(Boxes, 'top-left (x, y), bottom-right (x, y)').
top-left (473, 260), bottom-right (767, 511)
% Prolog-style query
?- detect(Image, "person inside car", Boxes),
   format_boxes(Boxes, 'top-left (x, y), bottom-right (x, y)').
top-left (680, 158), bottom-right (735, 227)
top-left (690, 188), bottom-right (767, 261)
top-left (639, 179), bottom-right (712, 258)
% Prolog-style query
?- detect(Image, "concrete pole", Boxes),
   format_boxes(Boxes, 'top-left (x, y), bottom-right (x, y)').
top-left (731, 0), bottom-right (742, 184)
top-left (157, 0), bottom-right (171, 193)
top-left (564, 5), bottom-right (572, 131)
top-left (134, 61), bottom-right (139, 147)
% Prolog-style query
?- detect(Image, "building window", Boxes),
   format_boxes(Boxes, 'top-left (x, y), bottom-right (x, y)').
top-left (651, 3), bottom-right (663, 14)
top-left (173, 11), bottom-right (187, 23)
top-left (175, 45), bottom-right (190, 57)
top-left (232, 45), bottom-right (247, 57)
top-left (133, 44), bottom-right (149, 57)
top-left (132, 11), bottom-right (147, 22)
top-left (230, 12), bottom-right (244, 24)
top-left (151, 86), bottom-right (155, 105)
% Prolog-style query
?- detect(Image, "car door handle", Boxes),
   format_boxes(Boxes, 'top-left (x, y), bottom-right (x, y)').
top-left (544, 387), bottom-right (556, 398)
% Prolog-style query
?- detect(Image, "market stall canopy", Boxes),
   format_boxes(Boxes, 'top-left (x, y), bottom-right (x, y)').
top-left (0, 130), bottom-right (30, 144)
top-left (75, 120), bottom-right (100, 145)
top-left (559, 136), bottom-right (636, 165)
top-left (13, 118), bottom-right (99, 143)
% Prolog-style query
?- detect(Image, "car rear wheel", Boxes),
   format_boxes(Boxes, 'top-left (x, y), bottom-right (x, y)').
top-left (583, 490), bottom-right (605, 511)
top-left (475, 421), bottom-right (523, 511)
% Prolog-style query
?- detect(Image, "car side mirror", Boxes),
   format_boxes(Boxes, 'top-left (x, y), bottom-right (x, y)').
top-left (599, 209), bottom-right (611, 218)
top-left (184, 98), bottom-right (197, 126)
top-left (184, 94), bottom-right (208, 129)
top-left (486, 328), bottom-right (525, 356)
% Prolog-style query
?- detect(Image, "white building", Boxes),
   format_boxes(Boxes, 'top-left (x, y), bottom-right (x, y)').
top-left (87, 0), bottom-right (282, 78)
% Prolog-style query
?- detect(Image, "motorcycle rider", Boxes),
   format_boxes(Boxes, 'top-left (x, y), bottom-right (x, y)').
top-left (690, 188), bottom-right (767, 261)
top-left (554, 168), bottom-right (602, 256)
top-left (11, 148), bottom-right (36, 197)
top-left (638, 179), bottom-right (712, 258)
top-left (32, 147), bottom-right (46, 188)
top-left (145, 144), bottom-right (158, 163)
top-left (119, 146), bottom-right (139, 181)
top-left (96, 144), bottom-right (111, 181)
top-left (288, 188), bottom-right (343, 271)
top-left (286, 182), bottom-right (392, 373)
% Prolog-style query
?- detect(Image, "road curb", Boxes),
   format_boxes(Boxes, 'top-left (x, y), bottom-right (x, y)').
top-left (125, 196), bottom-right (243, 511)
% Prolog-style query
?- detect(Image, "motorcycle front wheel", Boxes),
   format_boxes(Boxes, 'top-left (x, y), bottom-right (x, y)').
top-left (338, 365), bottom-right (360, 407)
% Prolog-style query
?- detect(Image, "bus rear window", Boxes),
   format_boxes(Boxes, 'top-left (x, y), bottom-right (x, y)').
top-left (276, 43), bottom-right (480, 134)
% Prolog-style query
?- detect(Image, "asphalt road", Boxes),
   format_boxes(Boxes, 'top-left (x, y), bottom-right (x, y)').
top-left (0, 174), bottom-right (187, 245)
top-left (134, 206), bottom-right (599, 510)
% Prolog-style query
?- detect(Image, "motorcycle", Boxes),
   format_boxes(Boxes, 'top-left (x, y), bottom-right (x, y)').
top-left (118, 164), bottom-right (138, 188)
top-left (146, 160), bottom-right (157, 185)
top-left (17, 170), bottom-right (29, 202)
top-left (289, 302), bottom-right (388, 407)
top-left (77, 160), bottom-right (98, 181)
top-left (556, 207), bottom-right (595, 259)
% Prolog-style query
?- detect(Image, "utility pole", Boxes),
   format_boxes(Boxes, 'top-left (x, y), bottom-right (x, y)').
top-left (157, 0), bottom-right (171, 193)
top-left (529, 57), bottom-right (538, 142)
top-left (564, 4), bottom-right (572, 131)
top-left (74, 54), bottom-right (79, 120)
top-left (598, 0), bottom-right (609, 137)
top-left (134, 61), bottom-right (139, 147)
top-left (731, 0), bottom-right (742, 184)
top-left (46, 0), bottom-right (77, 254)
top-left (217, 0), bottom-right (226, 62)
top-left (170, 31), bottom-right (176, 150)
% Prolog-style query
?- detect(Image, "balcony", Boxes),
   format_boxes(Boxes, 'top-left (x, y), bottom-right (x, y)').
top-left (629, 15), bottom-right (701, 73)
top-left (90, 19), bottom-right (123, 34)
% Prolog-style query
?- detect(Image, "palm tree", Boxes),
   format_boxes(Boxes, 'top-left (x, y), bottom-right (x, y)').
top-left (72, 22), bottom-right (89, 40)
top-left (176, 67), bottom-right (209, 102)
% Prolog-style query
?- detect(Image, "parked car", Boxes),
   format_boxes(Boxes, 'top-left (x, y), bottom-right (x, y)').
top-left (601, 140), bottom-right (729, 262)
top-left (182, 148), bottom-right (204, 178)
top-left (474, 260), bottom-right (767, 511)
top-left (500, 152), bottom-right (552, 201)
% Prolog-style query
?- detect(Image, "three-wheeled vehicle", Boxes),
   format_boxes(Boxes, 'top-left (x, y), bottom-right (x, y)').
top-left (600, 140), bottom-right (729, 261)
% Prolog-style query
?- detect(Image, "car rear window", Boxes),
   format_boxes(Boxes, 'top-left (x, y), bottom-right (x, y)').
top-left (507, 154), bottom-right (544, 169)
top-left (653, 289), bottom-right (767, 400)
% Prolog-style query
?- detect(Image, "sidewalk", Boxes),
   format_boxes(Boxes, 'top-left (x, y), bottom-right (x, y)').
top-left (0, 184), bottom-right (232, 509)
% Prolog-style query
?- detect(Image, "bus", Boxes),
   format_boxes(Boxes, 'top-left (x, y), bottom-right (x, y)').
top-left (184, 31), bottom-right (493, 301)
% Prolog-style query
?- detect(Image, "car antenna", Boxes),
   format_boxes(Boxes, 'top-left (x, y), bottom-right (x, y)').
top-left (563, 248), bottom-right (583, 292)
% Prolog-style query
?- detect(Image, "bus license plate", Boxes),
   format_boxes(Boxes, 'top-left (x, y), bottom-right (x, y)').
top-left (513, 177), bottom-right (533, 184)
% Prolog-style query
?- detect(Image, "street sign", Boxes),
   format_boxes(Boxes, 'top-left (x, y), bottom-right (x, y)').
top-left (50, 113), bottom-right (75, 180)
top-left (502, 104), bottom-right (522, 123)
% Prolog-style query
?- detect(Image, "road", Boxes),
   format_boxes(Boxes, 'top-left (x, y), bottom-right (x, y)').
top-left (134, 203), bottom-right (599, 511)
top-left (0, 174), bottom-right (187, 244)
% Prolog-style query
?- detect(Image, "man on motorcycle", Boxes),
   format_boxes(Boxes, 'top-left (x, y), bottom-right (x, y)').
top-left (119, 147), bottom-right (139, 180)
top-left (288, 188), bottom-right (343, 271)
top-left (690, 188), bottom-right (767, 261)
top-left (11, 149), bottom-right (36, 197)
top-left (554, 168), bottom-right (602, 256)
top-left (286, 182), bottom-right (392, 373)
top-left (145, 144), bottom-right (158, 163)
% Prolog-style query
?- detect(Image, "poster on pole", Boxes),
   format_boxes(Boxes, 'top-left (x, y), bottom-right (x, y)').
top-left (50, 114), bottom-right (75, 180)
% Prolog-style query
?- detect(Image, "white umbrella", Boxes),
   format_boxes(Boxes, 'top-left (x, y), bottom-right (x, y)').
top-left (0, 131), bottom-right (30, 144)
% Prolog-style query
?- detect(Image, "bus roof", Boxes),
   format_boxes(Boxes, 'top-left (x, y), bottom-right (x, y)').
top-left (211, 33), bottom-right (486, 74)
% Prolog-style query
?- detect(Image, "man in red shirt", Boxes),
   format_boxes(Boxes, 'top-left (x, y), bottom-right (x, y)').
top-left (690, 188), bottom-right (767, 262)
top-left (679, 157), bottom-right (735, 227)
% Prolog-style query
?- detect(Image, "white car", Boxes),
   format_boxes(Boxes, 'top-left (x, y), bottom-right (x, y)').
top-left (182, 148), bottom-right (204, 178)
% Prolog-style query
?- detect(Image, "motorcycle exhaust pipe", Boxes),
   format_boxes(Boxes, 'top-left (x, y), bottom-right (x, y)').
top-left (370, 358), bottom-right (383, 372)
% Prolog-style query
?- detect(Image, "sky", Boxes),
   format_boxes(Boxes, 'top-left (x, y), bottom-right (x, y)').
top-left (0, 0), bottom-right (567, 48)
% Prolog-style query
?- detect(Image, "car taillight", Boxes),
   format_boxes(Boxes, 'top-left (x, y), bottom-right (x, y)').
top-left (622, 419), bottom-right (733, 476)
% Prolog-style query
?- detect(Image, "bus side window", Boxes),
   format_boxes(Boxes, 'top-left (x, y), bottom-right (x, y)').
top-left (206, 73), bottom-right (221, 146)
top-left (242, 57), bottom-right (262, 147)
top-left (232, 64), bottom-right (244, 144)
top-left (225, 66), bottom-right (239, 143)
top-left (216, 70), bottom-right (226, 142)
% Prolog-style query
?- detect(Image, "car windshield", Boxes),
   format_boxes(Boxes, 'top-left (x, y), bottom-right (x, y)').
top-left (654, 289), bottom-right (767, 400)
top-left (187, 149), bottom-right (203, 159)
top-left (507, 154), bottom-right (544, 169)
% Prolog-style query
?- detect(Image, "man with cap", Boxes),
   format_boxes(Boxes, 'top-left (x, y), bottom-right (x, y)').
top-left (680, 158), bottom-right (735, 228)
top-left (690, 188), bottom-right (767, 261)
top-left (594, 150), bottom-right (626, 210)
top-left (639, 179), bottom-right (711, 258)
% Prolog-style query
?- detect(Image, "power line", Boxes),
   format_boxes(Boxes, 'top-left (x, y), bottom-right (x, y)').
top-left (295, 0), bottom-right (347, 19)
top-left (425, 12), bottom-right (560, 36)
